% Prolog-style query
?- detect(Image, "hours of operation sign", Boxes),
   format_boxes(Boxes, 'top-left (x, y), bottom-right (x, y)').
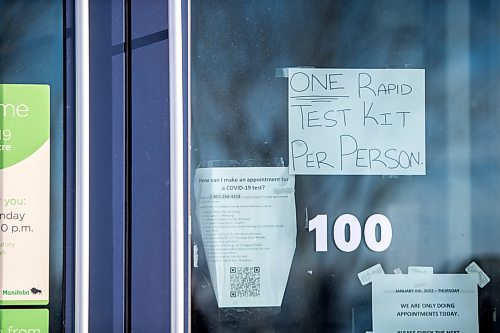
top-left (0, 84), bottom-right (50, 305)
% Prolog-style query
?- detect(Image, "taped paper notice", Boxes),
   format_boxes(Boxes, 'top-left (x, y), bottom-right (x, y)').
top-left (371, 274), bottom-right (479, 333)
top-left (194, 167), bottom-right (296, 308)
top-left (358, 264), bottom-right (385, 286)
top-left (0, 85), bottom-right (50, 305)
top-left (288, 68), bottom-right (425, 175)
top-left (465, 261), bottom-right (491, 288)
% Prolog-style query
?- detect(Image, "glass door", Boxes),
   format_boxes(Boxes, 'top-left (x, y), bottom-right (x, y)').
top-left (189, 1), bottom-right (500, 332)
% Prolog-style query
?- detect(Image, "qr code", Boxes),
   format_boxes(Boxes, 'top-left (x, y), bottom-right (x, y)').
top-left (229, 266), bottom-right (261, 298)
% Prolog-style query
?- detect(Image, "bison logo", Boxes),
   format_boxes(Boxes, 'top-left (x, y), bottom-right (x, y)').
top-left (30, 287), bottom-right (42, 295)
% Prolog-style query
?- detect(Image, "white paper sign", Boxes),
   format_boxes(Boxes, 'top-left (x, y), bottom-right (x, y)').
top-left (372, 274), bottom-right (479, 333)
top-left (288, 68), bottom-right (425, 175)
top-left (194, 167), bottom-right (296, 308)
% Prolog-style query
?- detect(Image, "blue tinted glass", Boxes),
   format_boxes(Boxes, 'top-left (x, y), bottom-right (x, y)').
top-left (0, 0), bottom-right (64, 331)
top-left (191, 1), bottom-right (500, 331)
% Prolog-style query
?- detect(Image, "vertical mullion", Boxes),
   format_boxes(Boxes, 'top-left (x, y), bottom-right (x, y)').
top-left (75, 0), bottom-right (90, 331)
top-left (124, 0), bottom-right (132, 331)
top-left (63, 0), bottom-right (75, 331)
top-left (169, 0), bottom-right (185, 331)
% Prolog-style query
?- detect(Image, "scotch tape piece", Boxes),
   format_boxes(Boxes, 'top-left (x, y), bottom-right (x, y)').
top-left (193, 243), bottom-right (199, 268)
top-left (465, 261), bottom-right (491, 288)
top-left (408, 266), bottom-right (433, 275)
top-left (275, 66), bottom-right (316, 78)
top-left (304, 206), bottom-right (309, 229)
top-left (275, 67), bottom-right (289, 78)
top-left (358, 264), bottom-right (385, 286)
top-left (467, 272), bottom-right (481, 285)
top-left (394, 267), bottom-right (403, 274)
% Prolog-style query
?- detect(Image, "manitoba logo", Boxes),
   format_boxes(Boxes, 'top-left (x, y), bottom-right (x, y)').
top-left (2, 289), bottom-right (30, 296)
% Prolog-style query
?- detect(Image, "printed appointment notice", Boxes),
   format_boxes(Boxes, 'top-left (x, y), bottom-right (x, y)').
top-left (194, 167), bottom-right (296, 307)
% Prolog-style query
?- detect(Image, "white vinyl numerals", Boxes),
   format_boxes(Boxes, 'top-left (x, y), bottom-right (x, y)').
top-left (308, 213), bottom-right (392, 253)
top-left (308, 215), bottom-right (329, 252)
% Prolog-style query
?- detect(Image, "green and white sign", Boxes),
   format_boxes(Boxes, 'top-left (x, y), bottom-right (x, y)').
top-left (0, 84), bottom-right (50, 305)
top-left (0, 309), bottom-right (49, 333)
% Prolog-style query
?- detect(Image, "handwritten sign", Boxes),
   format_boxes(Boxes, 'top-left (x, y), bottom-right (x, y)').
top-left (288, 68), bottom-right (425, 175)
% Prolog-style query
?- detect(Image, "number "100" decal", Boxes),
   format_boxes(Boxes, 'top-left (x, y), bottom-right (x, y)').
top-left (308, 214), bottom-right (392, 252)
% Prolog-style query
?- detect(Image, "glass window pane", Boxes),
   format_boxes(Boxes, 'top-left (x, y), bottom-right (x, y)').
top-left (0, 1), bottom-right (64, 331)
top-left (190, 1), bottom-right (500, 332)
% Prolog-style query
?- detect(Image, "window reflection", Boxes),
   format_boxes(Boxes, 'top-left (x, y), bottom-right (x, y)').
top-left (191, 1), bottom-right (500, 331)
top-left (0, 0), bottom-right (63, 331)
